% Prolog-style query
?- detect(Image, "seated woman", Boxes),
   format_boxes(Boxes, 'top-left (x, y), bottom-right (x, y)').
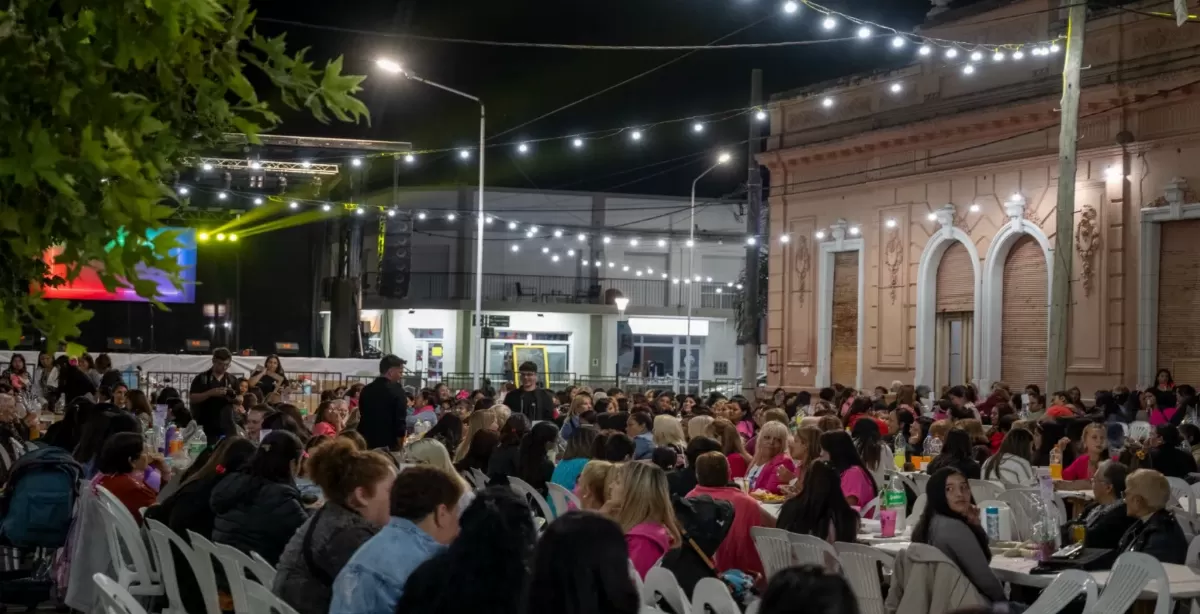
top-left (911, 467), bottom-right (1005, 602)
top-left (273, 439), bottom-right (396, 614)
top-left (747, 421), bottom-right (794, 495)
top-left (210, 430), bottom-right (308, 565)
top-left (819, 430), bottom-right (878, 514)
top-left (1118, 469), bottom-right (1188, 564)
top-left (521, 512), bottom-right (641, 614)
top-left (96, 432), bottom-right (162, 525)
top-left (1065, 461), bottom-right (1135, 550)
top-left (551, 426), bottom-right (598, 492)
top-left (980, 428), bottom-right (1036, 487)
top-left (775, 461), bottom-right (859, 544)
top-left (576, 460), bottom-right (618, 515)
top-left (925, 428), bottom-right (980, 480)
top-left (687, 452), bottom-right (775, 576)
top-left (1057, 422), bottom-right (1110, 489)
top-left (1149, 425), bottom-right (1198, 479)
top-left (407, 438), bottom-right (475, 514)
top-left (610, 462), bottom-right (682, 578)
top-left (711, 418), bottom-right (751, 480)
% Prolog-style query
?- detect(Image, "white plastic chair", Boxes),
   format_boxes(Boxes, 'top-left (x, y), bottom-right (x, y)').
top-left (788, 532), bottom-right (839, 572)
top-left (643, 567), bottom-right (692, 614)
top-left (546, 482), bottom-right (581, 518)
top-left (835, 542), bottom-right (895, 614)
top-left (1169, 477), bottom-right (1197, 517)
top-left (744, 599), bottom-right (760, 614)
top-left (691, 577), bottom-right (740, 614)
top-left (1024, 569), bottom-right (1098, 614)
top-left (213, 543), bottom-right (276, 614)
top-left (465, 468), bottom-right (489, 489)
top-left (186, 530), bottom-right (224, 612)
top-left (145, 520), bottom-right (220, 614)
top-left (969, 479), bottom-right (1005, 503)
top-left (1129, 421), bottom-right (1153, 441)
top-left (93, 573), bottom-right (149, 614)
top-left (1187, 534), bottom-right (1200, 568)
top-left (912, 472), bottom-right (930, 495)
top-left (94, 487), bottom-right (163, 598)
top-left (909, 493), bottom-right (928, 522)
top-left (508, 476), bottom-right (555, 520)
top-left (250, 551), bottom-right (277, 586)
top-left (1092, 551), bottom-right (1172, 614)
top-left (750, 526), bottom-right (794, 579)
top-left (859, 496), bottom-right (880, 519)
top-left (244, 578), bottom-right (300, 614)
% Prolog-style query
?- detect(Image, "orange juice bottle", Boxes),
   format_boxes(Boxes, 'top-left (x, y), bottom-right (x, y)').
top-left (1049, 447), bottom-right (1063, 480)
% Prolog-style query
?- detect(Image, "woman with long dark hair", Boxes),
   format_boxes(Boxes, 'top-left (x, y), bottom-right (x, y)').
top-left (1, 353), bottom-right (30, 391)
top-left (911, 467), bottom-right (1004, 601)
top-left (74, 411), bottom-right (140, 477)
top-left (455, 430), bottom-right (501, 476)
top-left (819, 430), bottom-right (878, 512)
top-left (1031, 420), bottom-right (1075, 468)
top-left (42, 397), bottom-right (96, 452)
top-left (1150, 368), bottom-right (1176, 415)
top-left (248, 354), bottom-right (288, 396)
top-left (925, 428), bottom-right (980, 479)
top-left (981, 428), bottom-right (1036, 487)
top-left (551, 425), bottom-right (599, 492)
top-left (776, 461), bottom-right (859, 543)
top-left (424, 413), bottom-right (465, 454)
top-left (516, 422), bottom-right (560, 512)
top-left (850, 418), bottom-right (889, 487)
top-left (729, 396), bottom-right (756, 439)
top-left (758, 566), bottom-right (860, 614)
top-left (1171, 384), bottom-right (1199, 426)
top-left (521, 511), bottom-right (640, 614)
top-left (488, 413), bottom-right (531, 481)
top-left (210, 430), bottom-right (307, 564)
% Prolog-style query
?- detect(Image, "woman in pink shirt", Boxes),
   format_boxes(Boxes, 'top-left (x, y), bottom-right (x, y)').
top-left (688, 452), bottom-right (774, 576)
top-left (749, 422), bottom-right (795, 494)
top-left (611, 462), bottom-right (681, 577)
top-left (729, 397), bottom-right (756, 440)
top-left (310, 401), bottom-right (344, 437)
top-left (1058, 422), bottom-right (1109, 486)
top-left (819, 430), bottom-right (878, 517)
top-left (712, 418), bottom-right (751, 480)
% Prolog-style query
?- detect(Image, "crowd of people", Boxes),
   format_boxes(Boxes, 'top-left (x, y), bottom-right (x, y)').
top-left (5, 344), bottom-right (1200, 613)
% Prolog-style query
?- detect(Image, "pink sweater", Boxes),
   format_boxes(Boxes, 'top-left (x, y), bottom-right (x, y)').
top-left (626, 522), bottom-right (672, 578)
top-left (687, 485), bottom-right (773, 576)
top-left (752, 454), bottom-right (797, 495)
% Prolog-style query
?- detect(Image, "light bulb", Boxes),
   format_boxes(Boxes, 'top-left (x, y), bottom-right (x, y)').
top-left (552, 255), bottom-right (559, 262)
top-left (970, 51), bottom-right (984, 61)
top-left (822, 17), bottom-right (836, 30)
top-left (217, 192), bottom-right (228, 200)
top-left (387, 209), bottom-right (396, 217)
top-left (715, 288), bottom-right (722, 294)
top-left (351, 158), bottom-right (362, 167)
top-left (849, 226), bottom-right (860, 236)
top-left (322, 204), bottom-right (331, 212)
top-left (354, 207), bottom-right (364, 215)
top-left (568, 249), bottom-right (576, 256)
top-left (1050, 43), bottom-right (1061, 53)
top-left (694, 276), bottom-right (702, 282)
top-left (250, 161), bottom-right (261, 170)
top-left (782, 0), bottom-right (798, 14)
top-left (418, 212), bottom-right (427, 220)
top-left (926, 212), bottom-right (937, 221)
top-left (993, 51), bottom-right (1006, 62)
top-left (969, 204), bottom-right (981, 213)
top-left (892, 36), bottom-right (906, 48)
top-left (553, 229), bottom-right (563, 238)
top-left (253, 197), bottom-right (263, 205)
top-left (662, 273), bottom-right (668, 279)
top-left (507, 221), bottom-right (517, 230)
top-left (736, 283), bottom-right (744, 290)
top-left (657, 239), bottom-right (667, 247)
top-left (857, 26), bottom-right (871, 39)
top-left (706, 277), bottom-right (713, 283)
top-left (622, 265), bottom-right (630, 272)
top-left (447, 213), bottom-right (456, 221)
top-left (511, 244), bottom-right (520, 252)
top-left (945, 48), bottom-right (958, 59)
top-left (673, 278), bottom-right (680, 284)
top-left (1013, 50), bottom-right (1025, 60)
top-left (647, 268), bottom-right (654, 274)
top-left (693, 122), bottom-right (704, 133)
top-left (815, 230), bottom-right (826, 239)
top-left (603, 236), bottom-right (612, 244)
top-left (630, 130), bottom-right (643, 141)
top-left (572, 138), bottom-right (584, 148)
top-left (526, 231), bottom-right (535, 238)
top-left (919, 45), bottom-right (932, 56)
top-left (459, 150), bottom-right (470, 159)
top-left (405, 154), bottom-right (415, 164)
top-left (755, 109), bottom-right (768, 121)
top-left (636, 270), bottom-right (643, 277)
top-left (780, 234), bottom-right (791, 243)
top-left (485, 216), bottom-right (494, 224)
top-left (517, 143), bottom-right (529, 154)
top-left (202, 163), bottom-right (213, 171)
top-left (541, 246), bottom-right (550, 254)
top-left (301, 160), bottom-right (312, 168)
top-left (746, 237), bottom-right (757, 246)
top-left (727, 282), bottom-right (734, 287)
top-left (630, 238), bottom-right (639, 246)
top-left (577, 233), bottom-right (586, 241)
top-left (685, 239), bottom-right (695, 247)
top-left (963, 64), bottom-right (976, 75)
top-left (822, 97), bottom-right (834, 108)
top-left (289, 201), bottom-right (298, 209)
top-left (530, 226), bottom-right (539, 233)
top-left (582, 259), bottom-right (589, 266)
top-left (885, 219), bottom-right (897, 228)
top-left (178, 186), bottom-right (190, 196)
top-left (890, 83), bottom-right (903, 94)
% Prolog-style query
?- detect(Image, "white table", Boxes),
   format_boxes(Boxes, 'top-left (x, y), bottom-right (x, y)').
top-left (761, 503), bottom-right (781, 520)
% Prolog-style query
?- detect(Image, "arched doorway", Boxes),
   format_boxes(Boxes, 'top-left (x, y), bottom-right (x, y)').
top-left (1001, 235), bottom-right (1048, 390)
top-left (935, 242), bottom-right (975, 390)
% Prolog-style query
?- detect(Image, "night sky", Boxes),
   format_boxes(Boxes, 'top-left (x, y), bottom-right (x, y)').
top-left (253, 0), bottom-right (940, 199)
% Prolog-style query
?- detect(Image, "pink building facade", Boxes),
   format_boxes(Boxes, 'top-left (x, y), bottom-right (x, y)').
top-left (762, 0), bottom-right (1200, 394)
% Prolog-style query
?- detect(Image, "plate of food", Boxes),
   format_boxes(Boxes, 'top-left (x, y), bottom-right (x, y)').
top-left (750, 490), bottom-right (786, 503)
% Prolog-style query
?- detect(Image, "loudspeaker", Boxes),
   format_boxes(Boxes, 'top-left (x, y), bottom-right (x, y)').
top-left (378, 217), bottom-right (413, 298)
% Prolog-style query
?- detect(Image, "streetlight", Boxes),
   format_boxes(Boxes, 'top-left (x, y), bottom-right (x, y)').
top-left (377, 56), bottom-right (487, 390)
top-left (686, 151), bottom-right (731, 393)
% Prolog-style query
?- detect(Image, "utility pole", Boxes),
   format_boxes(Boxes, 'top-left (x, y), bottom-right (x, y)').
top-left (741, 69), bottom-right (764, 397)
top-left (1048, 1), bottom-right (1087, 392)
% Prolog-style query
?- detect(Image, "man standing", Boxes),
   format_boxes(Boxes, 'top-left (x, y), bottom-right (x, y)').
top-left (189, 347), bottom-right (240, 444)
top-left (358, 355), bottom-right (409, 450)
top-left (502, 361), bottom-right (556, 421)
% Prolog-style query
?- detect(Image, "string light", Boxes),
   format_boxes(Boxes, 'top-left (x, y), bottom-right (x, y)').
top-left (945, 48), bottom-right (958, 59)
top-left (447, 213), bottom-right (456, 221)
top-left (485, 215), bottom-right (494, 224)
top-left (289, 201), bottom-right (298, 209)
top-left (552, 254), bottom-right (560, 262)
top-left (567, 249), bottom-right (576, 256)
top-left (822, 97), bottom-right (834, 109)
top-left (780, 234), bottom-right (791, 243)
top-left (603, 236), bottom-right (612, 244)
top-left (351, 158), bottom-right (362, 167)
top-left (635, 270), bottom-right (643, 277)
top-left (322, 204), bottom-right (332, 212)
top-left (969, 204), bottom-right (981, 213)
top-left (202, 163), bottom-right (213, 171)
top-left (889, 83), bottom-right (903, 94)
top-left (178, 186), bottom-right (190, 196)
top-left (822, 16), bottom-right (836, 30)
top-left (919, 45), bottom-right (932, 56)
top-left (354, 207), bottom-right (364, 215)
top-left (630, 238), bottom-right (639, 246)
top-left (387, 209), bottom-right (396, 217)
top-left (542, 246), bottom-right (550, 254)
top-left (963, 64), bottom-right (976, 75)
top-left (577, 233), bottom-right (587, 241)
top-left (891, 36), bottom-right (906, 48)
top-left (582, 259), bottom-right (589, 265)
top-left (517, 143), bottom-right (530, 154)
top-left (572, 138), bottom-right (584, 148)
top-left (217, 192), bottom-right (228, 200)
top-left (1050, 43), bottom-right (1061, 53)
top-left (782, 0), bottom-right (799, 14)
top-left (418, 212), bottom-right (428, 220)
top-left (885, 219), bottom-right (897, 228)
top-left (459, 150), bottom-right (471, 160)
top-left (1013, 50), bottom-right (1025, 60)
top-left (553, 229), bottom-right (563, 238)
top-left (815, 230), bottom-right (826, 239)
top-left (970, 51), bottom-right (984, 62)
top-left (755, 109), bottom-right (768, 121)
top-left (692, 122), bottom-right (705, 133)
top-left (630, 130), bottom-right (643, 141)
top-left (657, 239), bottom-right (667, 247)
top-left (511, 244), bottom-right (520, 252)
top-left (404, 154), bottom-right (415, 164)
top-left (993, 51), bottom-right (1006, 62)
top-left (857, 26), bottom-right (872, 39)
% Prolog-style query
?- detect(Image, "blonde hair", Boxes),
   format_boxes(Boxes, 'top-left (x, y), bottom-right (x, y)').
top-left (753, 421), bottom-right (790, 464)
top-left (490, 403), bottom-right (511, 427)
top-left (1126, 469), bottom-right (1170, 509)
top-left (929, 419), bottom-right (952, 441)
top-left (956, 418), bottom-right (986, 444)
top-left (686, 415), bottom-right (714, 441)
top-left (653, 415), bottom-right (686, 449)
top-left (611, 462), bottom-right (681, 547)
top-left (793, 425), bottom-right (822, 465)
top-left (577, 460), bottom-right (615, 510)
top-left (569, 395), bottom-right (592, 416)
top-left (798, 416), bottom-right (821, 430)
top-left (455, 409), bottom-right (497, 461)
top-left (406, 438), bottom-right (470, 491)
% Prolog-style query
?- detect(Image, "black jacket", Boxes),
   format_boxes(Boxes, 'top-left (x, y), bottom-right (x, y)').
top-left (1117, 508), bottom-right (1187, 564)
top-left (210, 472), bottom-right (308, 565)
top-left (487, 443), bottom-right (520, 482)
top-left (1075, 501), bottom-right (1136, 550)
top-left (502, 387), bottom-right (557, 422)
top-left (1151, 446), bottom-right (1198, 479)
top-left (668, 468), bottom-right (699, 500)
top-left (357, 377), bottom-right (409, 450)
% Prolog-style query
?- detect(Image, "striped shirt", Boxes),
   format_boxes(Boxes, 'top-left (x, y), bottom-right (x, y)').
top-left (982, 453), bottom-right (1036, 487)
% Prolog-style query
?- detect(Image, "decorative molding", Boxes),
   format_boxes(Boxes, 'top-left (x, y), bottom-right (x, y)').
top-left (934, 204), bottom-right (958, 239)
top-left (1004, 194), bottom-right (1028, 231)
top-left (793, 235), bottom-right (812, 308)
top-left (1075, 205), bottom-right (1101, 297)
top-left (884, 225), bottom-right (904, 305)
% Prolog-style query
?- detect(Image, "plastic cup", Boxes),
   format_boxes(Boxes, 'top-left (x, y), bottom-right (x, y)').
top-left (879, 510), bottom-right (897, 537)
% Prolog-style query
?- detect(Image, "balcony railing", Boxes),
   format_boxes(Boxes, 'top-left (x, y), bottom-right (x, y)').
top-left (356, 272), bottom-right (737, 310)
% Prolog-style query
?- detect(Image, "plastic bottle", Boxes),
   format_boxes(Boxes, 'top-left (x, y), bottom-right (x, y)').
top-left (925, 436), bottom-right (942, 458)
top-left (984, 506), bottom-right (1000, 541)
top-left (885, 474), bottom-right (907, 532)
top-left (893, 433), bottom-right (907, 470)
top-left (1049, 446), bottom-right (1063, 480)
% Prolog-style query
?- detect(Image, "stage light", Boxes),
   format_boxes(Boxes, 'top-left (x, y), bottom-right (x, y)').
top-left (201, 163), bottom-right (213, 171)
top-left (216, 233), bottom-right (227, 241)
top-left (254, 197), bottom-right (263, 206)
top-left (376, 58), bottom-right (403, 74)
top-left (250, 161), bottom-right (261, 170)
top-left (354, 208), bottom-right (364, 215)
top-left (229, 234), bottom-right (238, 242)
top-left (718, 152), bottom-right (732, 164)
top-left (198, 232), bottom-right (209, 241)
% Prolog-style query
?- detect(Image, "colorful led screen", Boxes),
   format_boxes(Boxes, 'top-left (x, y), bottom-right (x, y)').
top-left (38, 228), bottom-right (197, 304)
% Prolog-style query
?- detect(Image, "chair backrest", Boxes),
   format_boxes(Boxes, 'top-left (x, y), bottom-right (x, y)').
top-left (1167, 476), bottom-right (1196, 517)
top-left (1092, 551), bottom-right (1171, 614)
top-left (186, 530), bottom-right (223, 608)
top-left (643, 567), bottom-right (692, 614)
top-left (1129, 421), bottom-right (1152, 442)
top-left (94, 486), bottom-right (161, 593)
top-left (1187, 534), bottom-right (1200, 569)
top-left (1024, 569), bottom-right (1098, 614)
top-left (691, 577), bottom-right (740, 614)
top-left (909, 493), bottom-right (928, 523)
top-left (788, 532), bottom-right (840, 572)
top-left (860, 496), bottom-right (880, 519)
top-left (508, 476), bottom-right (555, 520)
top-left (145, 520), bottom-right (221, 614)
top-left (912, 473), bottom-right (930, 495)
top-left (93, 573), bottom-right (148, 614)
top-left (750, 526), bottom-right (794, 580)
top-left (835, 542), bottom-right (895, 614)
top-left (244, 578), bottom-right (300, 614)
top-left (213, 542), bottom-right (276, 614)
top-left (250, 551), bottom-right (277, 585)
top-left (466, 468), bottom-right (489, 490)
top-left (546, 482), bottom-right (581, 518)
top-left (969, 479), bottom-right (1006, 503)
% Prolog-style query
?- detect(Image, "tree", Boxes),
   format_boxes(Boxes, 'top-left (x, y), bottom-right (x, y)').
top-left (0, 0), bottom-right (368, 353)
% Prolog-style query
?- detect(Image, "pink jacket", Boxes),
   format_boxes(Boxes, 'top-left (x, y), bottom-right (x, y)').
top-left (687, 485), bottom-right (773, 576)
top-left (311, 422), bottom-right (337, 437)
top-left (626, 522), bottom-right (672, 578)
top-left (752, 454), bottom-right (797, 495)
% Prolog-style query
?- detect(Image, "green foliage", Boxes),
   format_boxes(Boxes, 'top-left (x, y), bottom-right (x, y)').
top-left (0, 0), bottom-right (368, 351)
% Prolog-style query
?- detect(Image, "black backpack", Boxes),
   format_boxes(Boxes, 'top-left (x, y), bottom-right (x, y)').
top-left (0, 446), bottom-right (82, 548)
top-left (658, 495), bottom-right (734, 600)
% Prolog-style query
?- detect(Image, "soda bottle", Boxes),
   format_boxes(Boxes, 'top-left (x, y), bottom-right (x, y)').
top-left (885, 474), bottom-right (907, 532)
top-left (893, 433), bottom-right (907, 470)
top-left (1049, 446), bottom-right (1063, 480)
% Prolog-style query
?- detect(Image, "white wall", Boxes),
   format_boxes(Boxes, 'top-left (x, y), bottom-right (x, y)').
top-left (483, 310), bottom-right (592, 374)
top-left (389, 309), bottom-right (460, 373)
top-left (601, 315), bottom-right (743, 380)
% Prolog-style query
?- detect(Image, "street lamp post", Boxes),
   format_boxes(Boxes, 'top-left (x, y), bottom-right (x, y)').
top-left (686, 152), bottom-right (731, 394)
top-left (377, 58), bottom-right (486, 391)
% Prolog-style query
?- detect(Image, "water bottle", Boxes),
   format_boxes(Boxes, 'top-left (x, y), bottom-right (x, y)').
top-left (885, 474), bottom-right (907, 532)
top-left (925, 436), bottom-right (942, 458)
top-left (893, 433), bottom-right (907, 470)
top-left (984, 506), bottom-right (1000, 541)
top-left (1049, 446), bottom-right (1063, 480)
